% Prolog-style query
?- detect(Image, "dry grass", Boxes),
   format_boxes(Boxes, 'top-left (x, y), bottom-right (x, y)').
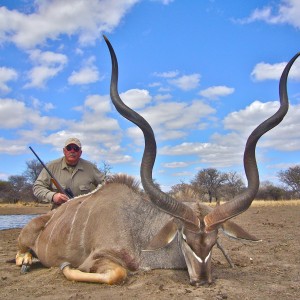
top-left (251, 199), bottom-right (300, 207)
top-left (0, 202), bottom-right (50, 208)
top-left (203, 199), bottom-right (300, 207)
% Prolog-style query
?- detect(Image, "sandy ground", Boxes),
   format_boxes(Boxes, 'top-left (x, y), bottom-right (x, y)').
top-left (0, 203), bottom-right (299, 300)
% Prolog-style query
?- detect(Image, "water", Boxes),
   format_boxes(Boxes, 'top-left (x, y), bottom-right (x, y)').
top-left (0, 214), bottom-right (40, 230)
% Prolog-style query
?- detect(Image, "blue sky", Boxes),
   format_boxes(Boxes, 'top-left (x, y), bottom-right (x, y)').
top-left (0, 0), bottom-right (299, 191)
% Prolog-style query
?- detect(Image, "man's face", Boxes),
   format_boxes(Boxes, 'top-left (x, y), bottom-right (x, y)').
top-left (63, 144), bottom-right (82, 166)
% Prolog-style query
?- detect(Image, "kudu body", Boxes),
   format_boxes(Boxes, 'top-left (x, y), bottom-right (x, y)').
top-left (16, 37), bottom-right (299, 285)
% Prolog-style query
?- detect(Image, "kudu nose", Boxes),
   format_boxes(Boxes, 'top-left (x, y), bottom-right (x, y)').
top-left (190, 278), bottom-right (213, 287)
top-left (190, 270), bottom-right (213, 287)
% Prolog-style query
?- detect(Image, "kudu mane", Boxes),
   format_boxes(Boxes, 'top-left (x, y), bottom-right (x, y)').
top-left (68, 174), bottom-right (141, 201)
top-left (106, 174), bottom-right (142, 194)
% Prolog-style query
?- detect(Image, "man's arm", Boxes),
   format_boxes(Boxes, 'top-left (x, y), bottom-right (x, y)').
top-left (33, 166), bottom-right (69, 205)
top-left (33, 168), bottom-right (56, 203)
top-left (30, 146), bottom-right (73, 199)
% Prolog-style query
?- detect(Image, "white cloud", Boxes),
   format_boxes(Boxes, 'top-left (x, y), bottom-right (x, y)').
top-left (159, 100), bottom-right (300, 170)
top-left (0, 97), bottom-right (66, 154)
top-left (75, 48), bottom-right (84, 56)
top-left (120, 89), bottom-right (152, 109)
top-left (153, 70), bottom-right (179, 78)
top-left (148, 82), bottom-right (161, 88)
top-left (0, 93), bottom-right (127, 161)
top-left (70, 94), bottom-right (120, 145)
top-left (0, 98), bottom-right (64, 130)
top-left (169, 73), bottom-right (201, 91)
top-left (0, 137), bottom-right (29, 155)
top-left (162, 161), bottom-right (189, 168)
top-left (259, 103), bottom-right (300, 151)
top-left (153, 93), bottom-right (172, 101)
top-left (224, 100), bottom-right (278, 135)
top-left (68, 66), bottom-right (100, 85)
top-left (0, 67), bottom-right (18, 93)
top-left (142, 100), bottom-right (214, 130)
top-left (28, 49), bottom-right (68, 66)
top-left (25, 50), bottom-right (68, 88)
top-left (224, 101), bottom-right (300, 151)
top-left (0, 98), bottom-right (28, 128)
top-left (199, 85), bottom-right (235, 100)
top-left (0, 0), bottom-right (140, 49)
top-left (251, 62), bottom-right (286, 81)
top-left (68, 56), bottom-right (102, 85)
top-left (0, 91), bottom-right (134, 160)
top-left (251, 60), bottom-right (300, 81)
top-left (158, 86), bottom-right (171, 92)
top-left (160, 141), bottom-right (242, 168)
top-left (125, 98), bottom-right (215, 145)
top-left (172, 171), bottom-right (194, 178)
top-left (44, 102), bottom-right (55, 111)
top-left (151, 0), bottom-right (174, 5)
top-left (25, 66), bottom-right (62, 88)
top-left (84, 94), bottom-right (112, 113)
top-left (31, 97), bottom-right (55, 112)
top-left (239, 0), bottom-right (300, 29)
top-left (239, 7), bottom-right (281, 24)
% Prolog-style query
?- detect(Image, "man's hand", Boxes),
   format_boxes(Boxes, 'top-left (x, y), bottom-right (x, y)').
top-left (52, 193), bottom-right (69, 205)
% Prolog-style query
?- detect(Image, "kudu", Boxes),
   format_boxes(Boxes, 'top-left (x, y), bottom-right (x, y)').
top-left (15, 36), bottom-right (299, 286)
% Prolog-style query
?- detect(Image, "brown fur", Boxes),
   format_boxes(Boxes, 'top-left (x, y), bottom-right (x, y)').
top-left (16, 180), bottom-right (170, 284)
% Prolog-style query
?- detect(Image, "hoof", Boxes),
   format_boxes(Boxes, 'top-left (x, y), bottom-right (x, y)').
top-left (20, 264), bottom-right (31, 274)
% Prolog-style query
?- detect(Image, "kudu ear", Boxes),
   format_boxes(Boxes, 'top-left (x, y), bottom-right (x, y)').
top-left (144, 219), bottom-right (178, 251)
top-left (221, 220), bottom-right (261, 242)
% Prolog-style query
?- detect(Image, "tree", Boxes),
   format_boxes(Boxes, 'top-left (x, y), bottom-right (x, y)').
top-left (23, 159), bottom-right (43, 184)
top-left (7, 175), bottom-right (35, 203)
top-left (8, 175), bottom-right (26, 192)
top-left (98, 161), bottom-right (112, 179)
top-left (256, 181), bottom-right (286, 200)
top-left (0, 180), bottom-right (13, 202)
top-left (278, 166), bottom-right (300, 198)
top-left (221, 171), bottom-right (245, 201)
top-left (191, 168), bottom-right (227, 204)
top-left (169, 181), bottom-right (198, 202)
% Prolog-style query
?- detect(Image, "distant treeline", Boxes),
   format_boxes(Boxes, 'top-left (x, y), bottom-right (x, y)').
top-left (1, 160), bottom-right (299, 203)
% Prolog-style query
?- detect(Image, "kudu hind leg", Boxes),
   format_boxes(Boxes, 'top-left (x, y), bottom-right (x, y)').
top-left (61, 259), bottom-right (127, 285)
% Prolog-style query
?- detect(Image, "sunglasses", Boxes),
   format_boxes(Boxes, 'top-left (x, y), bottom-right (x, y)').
top-left (65, 145), bottom-right (81, 152)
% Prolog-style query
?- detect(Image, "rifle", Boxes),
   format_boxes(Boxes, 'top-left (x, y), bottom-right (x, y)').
top-left (29, 146), bottom-right (74, 201)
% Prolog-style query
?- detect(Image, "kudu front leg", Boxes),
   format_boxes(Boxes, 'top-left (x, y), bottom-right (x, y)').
top-left (216, 239), bottom-right (234, 268)
top-left (16, 250), bottom-right (34, 273)
top-left (16, 214), bottom-right (52, 273)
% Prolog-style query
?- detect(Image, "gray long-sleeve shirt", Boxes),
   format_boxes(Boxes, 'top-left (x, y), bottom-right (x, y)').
top-left (33, 157), bottom-right (105, 203)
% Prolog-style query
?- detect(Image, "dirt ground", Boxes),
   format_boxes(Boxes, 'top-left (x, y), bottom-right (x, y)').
top-left (0, 203), bottom-right (299, 300)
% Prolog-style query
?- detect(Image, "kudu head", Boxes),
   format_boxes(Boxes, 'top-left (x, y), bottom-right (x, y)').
top-left (104, 35), bottom-right (299, 285)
